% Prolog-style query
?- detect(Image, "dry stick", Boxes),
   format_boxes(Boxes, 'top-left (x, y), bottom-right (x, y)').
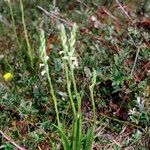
top-left (129, 34), bottom-right (142, 77)
top-left (76, 0), bottom-right (93, 11)
top-left (77, 0), bottom-right (120, 25)
top-left (98, 113), bottom-right (145, 132)
top-left (85, 112), bottom-right (144, 132)
top-left (91, 1), bottom-right (122, 25)
top-left (115, 0), bottom-right (132, 20)
top-left (101, 7), bottom-right (122, 25)
top-left (38, 4), bottom-right (64, 21)
top-left (37, 5), bottom-right (73, 27)
top-left (130, 46), bottom-right (141, 77)
top-left (0, 130), bottom-right (27, 150)
top-left (49, 9), bottom-right (73, 26)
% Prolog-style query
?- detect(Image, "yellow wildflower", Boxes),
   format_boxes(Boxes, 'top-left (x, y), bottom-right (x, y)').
top-left (3, 72), bottom-right (13, 81)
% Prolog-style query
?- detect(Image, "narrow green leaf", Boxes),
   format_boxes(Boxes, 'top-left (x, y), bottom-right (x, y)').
top-left (54, 125), bottom-right (70, 150)
top-left (83, 129), bottom-right (94, 150)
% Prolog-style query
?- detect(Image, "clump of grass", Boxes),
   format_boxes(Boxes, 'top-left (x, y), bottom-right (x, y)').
top-left (4, 0), bottom-right (34, 71)
top-left (38, 23), bottom-right (97, 149)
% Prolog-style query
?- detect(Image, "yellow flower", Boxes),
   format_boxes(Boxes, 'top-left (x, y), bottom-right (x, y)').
top-left (3, 72), bottom-right (13, 81)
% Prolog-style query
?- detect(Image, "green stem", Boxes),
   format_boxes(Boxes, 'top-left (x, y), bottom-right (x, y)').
top-left (70, 64), bottom-right (81, 111)
top-left (45, 65), bottom-right (61, 128)
top-left (69, 64), bottom-right (82, 149)
top-left (8, 0), bottom-right (20, 50)
top-left (19, 0), bottom-right (33, 68)
top-left (90, 89), bottom-right (96, 128)
top-left (64, 60), bottom-right (76, 117)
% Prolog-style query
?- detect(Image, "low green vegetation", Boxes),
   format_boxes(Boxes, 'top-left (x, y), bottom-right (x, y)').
top-left (0, 0), bottom-right (149, 149)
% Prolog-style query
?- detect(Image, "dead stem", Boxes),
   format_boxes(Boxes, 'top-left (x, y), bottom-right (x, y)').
top-left (37, 5), bottom-right (73, 27)
top-left (0, 130), bottom-right (27, 150)
top-left (115, 0), bottom-right (132, 21)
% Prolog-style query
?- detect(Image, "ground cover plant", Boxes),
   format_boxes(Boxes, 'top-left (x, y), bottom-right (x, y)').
top-left (0, 0), bottom-right (150, 149)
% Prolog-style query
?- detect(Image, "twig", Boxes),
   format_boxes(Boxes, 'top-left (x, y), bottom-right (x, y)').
top-left (130, 46), bottom-right (141, 77)
top-left (101, 6), bottom-right (122, 24)
top-left (85, 112), bottom-right (144, 132)
top-left (37, 5), bottom-right (73, 27)
top-left (76, 0), bottom-right (91, 10)
top-left (98, 113), bottom-right (145, 131)
top-left (0, 130), bottom-right (27, 150)
top-left (129, 35), bottom-right (142, 77)
top-left (115, 0), bottom-right (132, 20)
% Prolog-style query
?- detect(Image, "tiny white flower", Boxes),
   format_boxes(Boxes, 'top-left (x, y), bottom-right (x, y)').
top-left (41, 70), bottom-right (46, 76)
top-left (94, 21), bottom-right (100, 28)
top-left (39, 63), bottom-right (45, 68)
top-left (136, 97), bottom-right (144, 109)
top-left (91, 15), bottom-right (97, 22)
top-left (72, 58), bottom-right (78, 67)
top-left (45, 56), bottom-right (49, 61)
top-left (0, 55), bottom-right (4, 60)
top-left (128, 108), bottom-right (137, 115)
top-left (58, 91), bottom-right (67, 97)
top-left (59, 51), bottom-right (64, 55)
top-left (137, 97), bottom-right (141, 105)
top-left (84, 67), bottom-right (91, 78)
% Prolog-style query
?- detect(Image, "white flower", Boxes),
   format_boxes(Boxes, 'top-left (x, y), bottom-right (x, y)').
top-left (59, 51), bottom-right (64, 55)
top-left (58, 91), bottom-right (67, 97)
top-left (84, 67), bottom-right (91, 78)
top-left (128, 108), bottom-right (137, 115)
top-left (41, 70), bottom-right (46, 76)
top-left (72, 57), bottom-right (78, 67)
top-left (136, 97), bottom-right (144, 109)
top-left (58, 91), bottom-right (68, 100)
top-left (0, 55), bottom-right (4, 60)
top-left (39, 63), bottom-right (45, 68)
top-left (137, 97), bottom-right (141, 105)
top-left (45, 56), bottom-right (49, 61)
top-left (91, 16), bottom-right (97, 22)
